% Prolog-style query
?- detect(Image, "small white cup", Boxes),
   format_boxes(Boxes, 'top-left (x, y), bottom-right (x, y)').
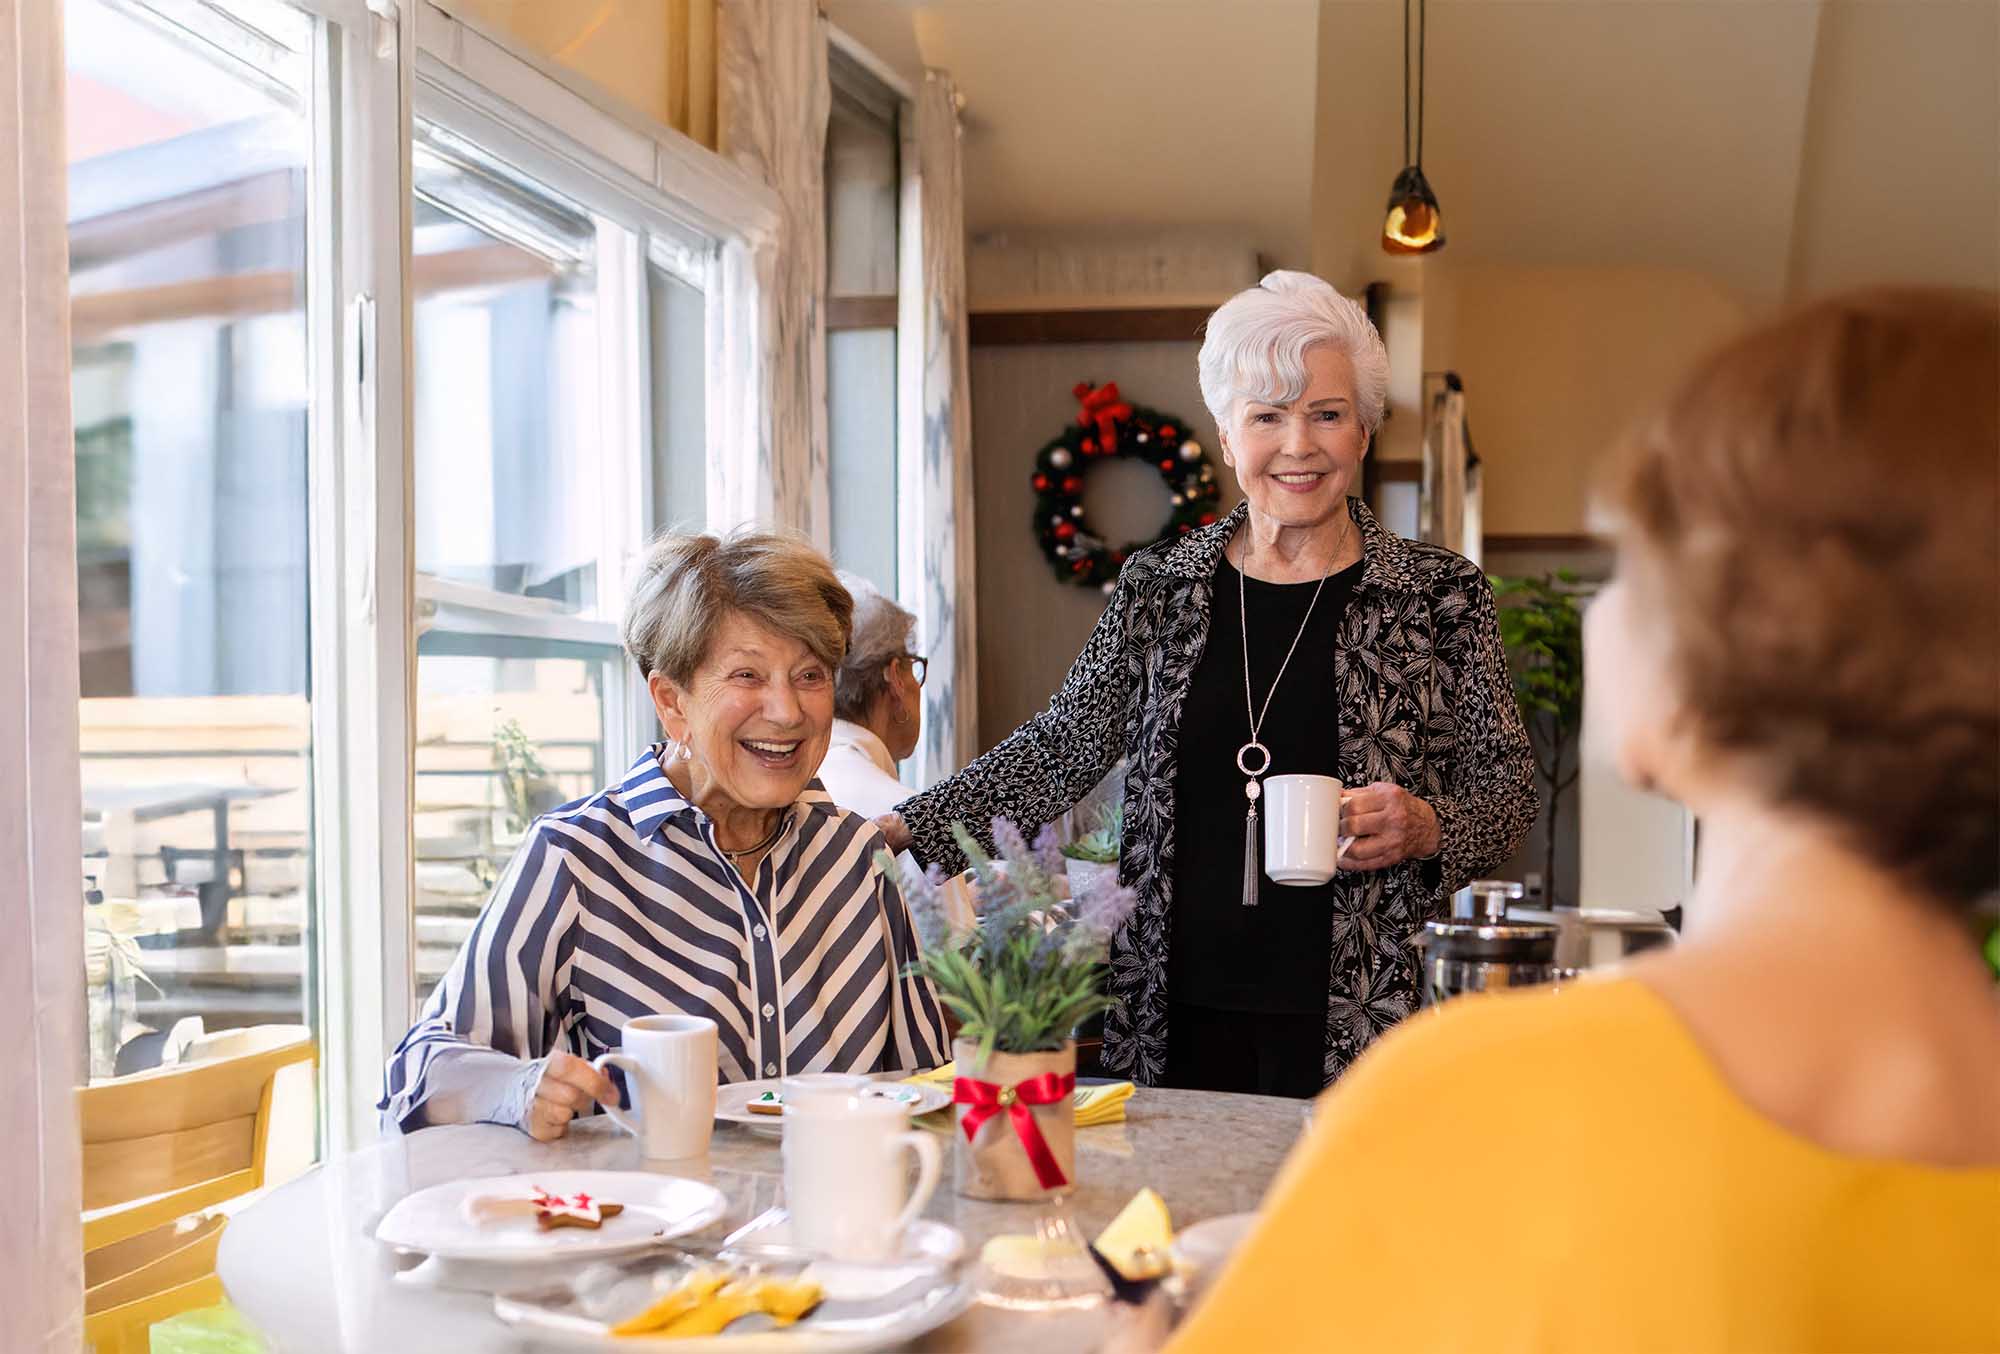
top-left (1264, 774), bottom-right (1356, 885)
top-left (782, 1093), bottom-right (941, 1261)
top-left (590, 1014), bottom-right (718, 1160)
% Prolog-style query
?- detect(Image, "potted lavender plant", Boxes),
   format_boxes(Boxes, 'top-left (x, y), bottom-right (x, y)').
top-left (887, 818), bottom-right (1137, 1201)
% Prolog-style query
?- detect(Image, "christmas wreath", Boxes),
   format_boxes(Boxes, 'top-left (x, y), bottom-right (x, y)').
top-left (1032, 381), bottom-right (1224, 591)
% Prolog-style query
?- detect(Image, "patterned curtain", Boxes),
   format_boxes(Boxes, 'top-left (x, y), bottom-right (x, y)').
top-left (715, 0), bottom-right (830, 543)
top-left (899, 72), bottom-right (979, 782)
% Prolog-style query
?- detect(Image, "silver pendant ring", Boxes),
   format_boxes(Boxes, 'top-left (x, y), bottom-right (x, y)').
top-left (1235, 741), bottom-right (1272, 778)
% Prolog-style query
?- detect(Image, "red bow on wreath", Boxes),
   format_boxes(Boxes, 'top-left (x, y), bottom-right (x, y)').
top-left (1073, 382), bottom-right (1133, 454)
top-left (953, 1070), bottom-right (1075, 1189)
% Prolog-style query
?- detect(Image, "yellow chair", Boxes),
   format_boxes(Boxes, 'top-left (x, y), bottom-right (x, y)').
top-left (78, 1027), bottom-right (316, 1354)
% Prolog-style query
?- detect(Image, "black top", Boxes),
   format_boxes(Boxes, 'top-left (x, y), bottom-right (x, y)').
top-left (1168, 554), bottom-right (1363, 1013)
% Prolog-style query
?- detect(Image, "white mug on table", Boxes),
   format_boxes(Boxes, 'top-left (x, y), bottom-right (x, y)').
top-left (782, 1093), bottom-right (941, 1261)
top-left (1264, 773), bottom-right (1355, 885)
top-left (589, 1014), bottom-right (718, 1159)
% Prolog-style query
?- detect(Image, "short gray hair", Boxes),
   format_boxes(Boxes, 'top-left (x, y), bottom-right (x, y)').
top-left (1197, 269), bottom-right (1390, 435)
top-left (833, 572), bottom-right (916, 722)
top-left (622, 529), bottom-right (852, 686)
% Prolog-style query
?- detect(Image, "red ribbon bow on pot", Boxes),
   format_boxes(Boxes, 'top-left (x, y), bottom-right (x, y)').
top-left (1073, 382), bottom-right (1133, 454)
top-left (953, 1070), bottom-right (1076, 1189)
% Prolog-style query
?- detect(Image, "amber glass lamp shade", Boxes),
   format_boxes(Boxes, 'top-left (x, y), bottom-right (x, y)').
top-left (1381, 164), bottom-right (1445, 255)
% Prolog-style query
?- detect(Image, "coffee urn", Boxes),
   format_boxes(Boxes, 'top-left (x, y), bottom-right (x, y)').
top-left (1416, 880), bottom-right (1562, 1007)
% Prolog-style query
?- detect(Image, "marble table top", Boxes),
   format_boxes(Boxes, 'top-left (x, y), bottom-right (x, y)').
top-left (217, 1085), bottom-right (1306, 1352)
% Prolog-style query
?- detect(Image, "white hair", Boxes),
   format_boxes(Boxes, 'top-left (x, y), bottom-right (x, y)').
top-left (833, 571), bottom-right (916, 722)
top-left (1197, 270), bottom-right (1390, 436)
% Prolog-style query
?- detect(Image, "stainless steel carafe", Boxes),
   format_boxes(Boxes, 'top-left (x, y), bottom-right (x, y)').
top-left (1416, 880), bottom-right (1561, 1007)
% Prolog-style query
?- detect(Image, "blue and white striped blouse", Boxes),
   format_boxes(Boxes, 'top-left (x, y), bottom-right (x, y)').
top-left (380, 744), bottom-right (950, 1131)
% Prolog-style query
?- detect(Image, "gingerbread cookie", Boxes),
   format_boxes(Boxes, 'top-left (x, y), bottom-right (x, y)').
top-left (531, 1187), bottom-right (624, 1230)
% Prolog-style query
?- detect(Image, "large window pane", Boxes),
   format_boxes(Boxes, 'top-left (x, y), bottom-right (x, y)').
top-left (826, 70), bottom-right (899, 299)
top-left (413, 642), bottom-right (613, 999)
top-left (825, 57), bottom-right (901, 597)
top-left (413, 128), bottom-right (603, 614)
top-left (67, 0), bottom-right (315, 1079)
top-left (828, 327), bottom-right (899, 593)
top-left (649, 263), bottom-right (707, 534)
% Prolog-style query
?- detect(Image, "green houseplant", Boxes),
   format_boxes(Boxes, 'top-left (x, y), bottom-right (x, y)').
top-left (1491, 572), bottom-right (1586, 906)
top-left (1058, 800), bottom-right (1122, 903)
top-left (492, 716), bottom-right (550, 836)
top-left (886, 818), bottom-right (1136, 1199)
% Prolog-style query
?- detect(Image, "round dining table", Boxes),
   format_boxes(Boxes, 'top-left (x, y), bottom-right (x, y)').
top-left (217, 1085), bottom-right (1306, 1352)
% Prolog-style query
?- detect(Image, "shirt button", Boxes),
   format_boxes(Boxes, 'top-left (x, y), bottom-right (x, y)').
top-left (753, 924), bottom-right (767, 940)
top-left (765, 1062), bottom-right (778, 1076)
top-left (762, 1003), bottom-right (775, 1018)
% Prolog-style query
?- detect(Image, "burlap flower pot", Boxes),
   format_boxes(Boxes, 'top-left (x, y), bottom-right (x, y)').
top-left (951, 1038), bottom-right (1077, 1201)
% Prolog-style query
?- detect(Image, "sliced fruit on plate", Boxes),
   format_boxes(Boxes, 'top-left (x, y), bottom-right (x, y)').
top-left (1094, 1187), bottom-right (1174, 1278)
top-left (609, 1267), bottom-right (728, 1336)
top-left (608, 1268), bottom-right (824, 1338)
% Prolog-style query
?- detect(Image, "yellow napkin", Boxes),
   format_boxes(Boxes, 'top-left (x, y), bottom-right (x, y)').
top-left (904, 1062), bottom-right (1135, 1126)
top-left (1074, 1080), bottom-right (1135, 1126)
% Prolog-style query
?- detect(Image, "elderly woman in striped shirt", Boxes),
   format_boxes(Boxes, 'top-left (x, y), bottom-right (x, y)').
top-left (381, 531), bottom-right (950, 1138)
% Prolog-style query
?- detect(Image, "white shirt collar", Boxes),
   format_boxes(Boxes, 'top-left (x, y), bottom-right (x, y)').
top-left (830, 719), bottom-right (897, 777)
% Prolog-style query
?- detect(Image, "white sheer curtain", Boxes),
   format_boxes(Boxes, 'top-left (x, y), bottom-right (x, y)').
top-left (898, 70), bottom-right (978, 782)
top-left (0, 0), bottom-right (87, 1344)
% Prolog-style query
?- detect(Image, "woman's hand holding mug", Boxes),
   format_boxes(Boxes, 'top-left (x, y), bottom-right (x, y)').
top-left (1337, 781), bottom-right (1440, 871)
top-left (525, 1052), bottom-right (621, 1142)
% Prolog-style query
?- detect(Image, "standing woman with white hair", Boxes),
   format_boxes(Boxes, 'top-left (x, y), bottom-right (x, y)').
top-left (879, 271), bottom-right (1538, 1096)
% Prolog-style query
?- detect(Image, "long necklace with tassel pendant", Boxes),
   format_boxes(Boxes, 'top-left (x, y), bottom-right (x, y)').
top-left (1242, 778), bottom-right (1262, 908)
top-left (1236, 742), bottom-right (1270, 908)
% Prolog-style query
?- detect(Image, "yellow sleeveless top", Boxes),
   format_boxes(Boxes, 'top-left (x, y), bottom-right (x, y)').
top-left (1168, 978), bottom-right (2000, 1353)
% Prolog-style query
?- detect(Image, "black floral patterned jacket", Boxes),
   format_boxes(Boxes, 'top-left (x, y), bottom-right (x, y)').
top-left (899, 499), bottom-right (1538, 1087)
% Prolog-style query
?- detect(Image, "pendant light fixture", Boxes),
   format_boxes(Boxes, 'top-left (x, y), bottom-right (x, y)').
top-left (1383, 0), bottom-right (1445, 255)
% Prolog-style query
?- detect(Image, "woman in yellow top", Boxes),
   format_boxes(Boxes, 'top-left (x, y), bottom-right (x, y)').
top-left (1168, 289), bottom-right (2000, 1354)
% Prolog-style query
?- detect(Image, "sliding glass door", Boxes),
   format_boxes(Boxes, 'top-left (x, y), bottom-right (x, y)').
top-left (67, 0), bottom-right (319, 1103)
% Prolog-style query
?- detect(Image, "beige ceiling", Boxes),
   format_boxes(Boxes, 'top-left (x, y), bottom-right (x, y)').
top-left (827, 0), bottom-right (1322, 266)
top-left (827, 0), bottom-right (1999, 304)
top-left (1317, 0), bottom-right (1824, 301)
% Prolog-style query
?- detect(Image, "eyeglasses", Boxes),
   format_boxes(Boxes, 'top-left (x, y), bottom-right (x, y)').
top-left (901, 654), bottom-right (929, 687)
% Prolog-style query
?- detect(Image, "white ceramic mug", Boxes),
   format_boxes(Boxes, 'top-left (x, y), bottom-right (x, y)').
top-left (590, 1014), bottom-right (718, 1159)
top-left (780, 1071), bottom-right (871, 1108)
top-left (782, 1093), bottom-right (941, 1261)
top-left (1264, 773), bottom-right (1356, 885)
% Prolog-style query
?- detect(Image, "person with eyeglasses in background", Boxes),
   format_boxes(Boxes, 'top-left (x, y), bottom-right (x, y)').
top-left (817, 572), bottom-right (928, 822)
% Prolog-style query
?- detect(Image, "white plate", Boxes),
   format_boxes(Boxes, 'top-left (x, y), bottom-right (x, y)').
top-left (493, 1251), bottom-right (973, 1350)
top-left (373, 1170), bottom-right (728, 1264)
top-left (715, 1079), bottom-right (952, 1131)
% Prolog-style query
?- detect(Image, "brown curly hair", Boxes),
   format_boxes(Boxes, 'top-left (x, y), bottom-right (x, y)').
top-left (1600, 288), bottom-right (1999, 906)
top-left (622, 529), bottom-right (853, 688)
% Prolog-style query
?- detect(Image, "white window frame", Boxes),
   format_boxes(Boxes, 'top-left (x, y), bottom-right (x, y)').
top-left (301, 0), bottom-right (416, 1159)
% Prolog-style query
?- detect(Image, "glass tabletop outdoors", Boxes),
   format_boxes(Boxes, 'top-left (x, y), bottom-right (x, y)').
top-left (217, 1084), bottom-right (1307, 1353)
